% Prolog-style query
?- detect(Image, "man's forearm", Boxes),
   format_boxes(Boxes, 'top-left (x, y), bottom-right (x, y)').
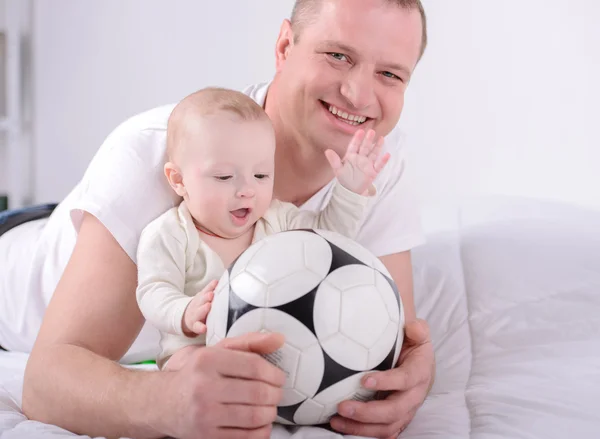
top-left (23, 344), bottom-right (169, 439)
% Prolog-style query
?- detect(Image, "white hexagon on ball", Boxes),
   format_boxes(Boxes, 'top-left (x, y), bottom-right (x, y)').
top-left (314, 265), bottom-right (401, 371)
top-left (229, 231), bottom-right (333, 307)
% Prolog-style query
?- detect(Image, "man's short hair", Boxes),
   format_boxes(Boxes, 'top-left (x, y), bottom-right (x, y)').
top-left (290, 0), bottom-right (428, 61)
top-left (167, 87), bottom-right (270, 160)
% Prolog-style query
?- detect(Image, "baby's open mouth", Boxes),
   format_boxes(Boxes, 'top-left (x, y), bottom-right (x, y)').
top-left (231, 208), bottom-right (250, 219)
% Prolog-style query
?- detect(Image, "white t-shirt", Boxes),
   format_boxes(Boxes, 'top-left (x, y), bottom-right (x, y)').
top-left (0, 81), bottom-right (425, 362)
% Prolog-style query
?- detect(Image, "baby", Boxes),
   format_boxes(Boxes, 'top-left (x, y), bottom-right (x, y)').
top-left (135, 87), bottom-right (390, 369)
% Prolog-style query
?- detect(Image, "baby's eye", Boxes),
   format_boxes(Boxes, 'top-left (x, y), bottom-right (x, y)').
top-left (215, 175), bottom-right (232, 181)
top-left (255, 174), bottom-right (270, 180)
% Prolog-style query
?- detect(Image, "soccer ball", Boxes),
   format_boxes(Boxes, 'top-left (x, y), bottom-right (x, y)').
top-left (205, 229), bottom-right (404, 426)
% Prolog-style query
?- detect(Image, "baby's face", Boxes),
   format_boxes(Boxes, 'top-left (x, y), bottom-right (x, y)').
top-left (179, 114), bottom-right (276, 238)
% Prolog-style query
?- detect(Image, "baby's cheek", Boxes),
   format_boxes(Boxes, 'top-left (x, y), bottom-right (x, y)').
top-left (256, 196), bottom-right (273, 217)
top-left (209, 191), bottom-right (233, 212)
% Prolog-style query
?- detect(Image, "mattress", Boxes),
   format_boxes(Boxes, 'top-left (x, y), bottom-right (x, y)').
top-left (1, 197), bottom-right (599, 438)
top-left (0, 350), bottom-right (456, 439)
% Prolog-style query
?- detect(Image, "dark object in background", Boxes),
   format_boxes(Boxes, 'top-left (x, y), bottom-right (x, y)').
top-left (0, 202), bottom-right (58, 235)
top-left (0, 195), bottom-right (8, 211)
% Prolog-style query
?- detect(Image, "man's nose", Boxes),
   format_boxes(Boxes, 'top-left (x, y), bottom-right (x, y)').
top-left (340, 66), bottom-right (375, 111)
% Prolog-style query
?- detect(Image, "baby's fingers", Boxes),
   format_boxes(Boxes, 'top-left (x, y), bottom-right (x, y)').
top-left (346, 129), bottom-right (366, 158)
top-left (201, 290), bottom-right (215, 305)
top-left (200, 279), bottom-right (219, 294)
top-left (368, 136), bottom-right (385, 163)
top-left (374, 152), bottom-right (391, 173)
top-left (359, 130), bottom-right (377, 157)
top-left (189, 302), bottom-right (212, 334)
top-left (197, 302), bottom-right (212, 322)
top-left (192, 321), bottom-right (207, 334)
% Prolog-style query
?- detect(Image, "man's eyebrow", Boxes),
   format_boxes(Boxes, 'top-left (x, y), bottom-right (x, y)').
top-left (318, 40), bottom-right (359, 57)
top-left (318, 40), bottom-right (412, 76)
top-left (382, 61), bottom-right (412, 77)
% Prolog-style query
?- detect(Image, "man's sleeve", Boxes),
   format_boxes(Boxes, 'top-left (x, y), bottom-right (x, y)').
top-left (69, 107), bottom-right (180, 264)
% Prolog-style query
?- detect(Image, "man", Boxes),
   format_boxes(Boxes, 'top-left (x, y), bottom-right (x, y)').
top-left (3, 0), bottom-right (435, 438)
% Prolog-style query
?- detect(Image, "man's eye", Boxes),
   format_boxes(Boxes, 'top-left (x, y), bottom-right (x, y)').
top-left (382, 71), bottom-right (402, 82)
top-left (255, 174), bottom-right (269, 180)
top-left (328, 52), bottom-right (348, 62)
top-left (215, 176), bottom-right (232, 181)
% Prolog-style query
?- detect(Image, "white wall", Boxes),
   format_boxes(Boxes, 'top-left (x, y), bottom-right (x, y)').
top-left (402, 0), bottom-right (600, 211)
top-left (32, 0), bottom-right (600, 212)
top-left (32, 0), bottom-right (294, 202)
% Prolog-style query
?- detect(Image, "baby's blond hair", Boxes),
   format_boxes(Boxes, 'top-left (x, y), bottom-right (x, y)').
top-left (167, 87), bottom-right (270, 161)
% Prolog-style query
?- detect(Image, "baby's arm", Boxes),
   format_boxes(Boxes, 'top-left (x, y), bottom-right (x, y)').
top-left (279, 182), bottom-right (369, 239)
top-left (279, 129), bottom-right (389, 238)
top-left (136, 214), bottom-right (193, 336)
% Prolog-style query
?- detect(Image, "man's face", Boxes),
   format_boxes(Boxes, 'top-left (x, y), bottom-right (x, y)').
top-left (275, 0), bottom-right (423, 156)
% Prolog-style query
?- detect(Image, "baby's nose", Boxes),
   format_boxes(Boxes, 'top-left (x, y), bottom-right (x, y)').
top-left (236, 185), bottom-right (255, 198)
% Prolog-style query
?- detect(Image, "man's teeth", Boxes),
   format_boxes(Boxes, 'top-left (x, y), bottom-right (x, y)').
top-left (328, 105), bottom-right (367, 125)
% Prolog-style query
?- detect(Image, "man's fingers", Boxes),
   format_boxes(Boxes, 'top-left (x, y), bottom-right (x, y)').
top-left (382, 357), bottom-right (428, 391)
top-left (361, 351), bottom-right (431, 392)
top-left (216, 377), bottom-right (283, 405)
top-left (336, 388), bottom-right (420, 424)
top-left (210, 333), bottom-right (286, 385)
top-left (330, 414), bottom-right (406, 439)
top-left (200, 347), bottom-right (286, 386)
top-left (217, 331), bottom-right (285, 355)
top-left (214, 403), bottom-right (278, 429)
top-left (404, 319), bottom-right (431, 345)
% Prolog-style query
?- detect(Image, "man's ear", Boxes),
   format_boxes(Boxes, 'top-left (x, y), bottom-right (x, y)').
top-left (275, 19), bottom-right (295, 72)
top-left (164, 162), bottom-right (186, 197)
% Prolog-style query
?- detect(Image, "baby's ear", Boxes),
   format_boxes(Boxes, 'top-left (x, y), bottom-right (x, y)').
top-left (164, 162), bottom-right (187, 197)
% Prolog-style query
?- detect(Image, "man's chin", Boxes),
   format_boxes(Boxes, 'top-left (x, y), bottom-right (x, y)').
top-left (311, 133), bottom-right (351, 157)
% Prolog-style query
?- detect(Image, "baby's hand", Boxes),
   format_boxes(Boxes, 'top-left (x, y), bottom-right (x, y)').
top-left (182, 279), bottom-right (217, 337)
top-left (325, 129), bottom-right (390, 195)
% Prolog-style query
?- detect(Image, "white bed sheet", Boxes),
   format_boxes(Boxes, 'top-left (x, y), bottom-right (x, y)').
top-left (0, 350), bottom-right (458, 439)
top-left (1, 197), bottom-right (599, 439)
